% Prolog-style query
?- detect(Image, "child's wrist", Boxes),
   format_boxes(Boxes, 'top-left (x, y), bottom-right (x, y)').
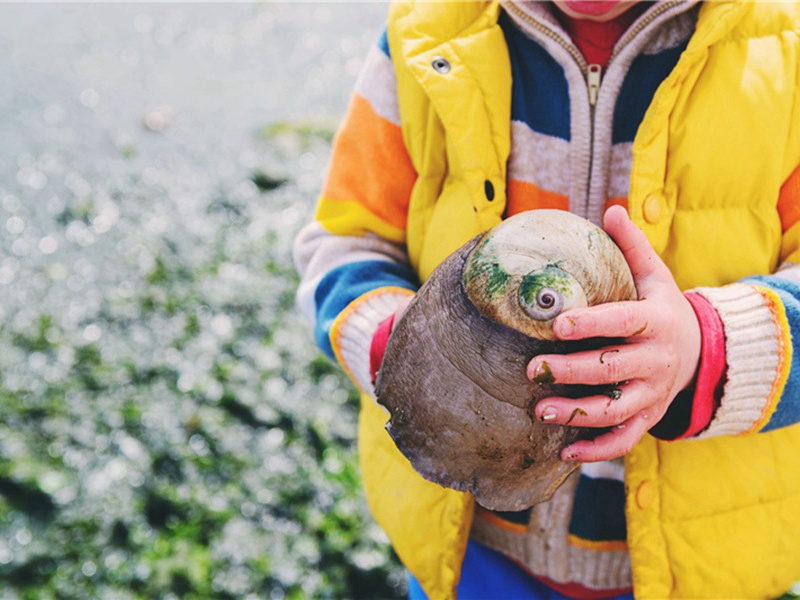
top-left (651, 292), bottom-right (725, 440)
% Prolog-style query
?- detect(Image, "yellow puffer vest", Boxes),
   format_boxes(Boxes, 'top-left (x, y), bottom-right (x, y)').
top-left (359, 1), bottom-right (800, 598)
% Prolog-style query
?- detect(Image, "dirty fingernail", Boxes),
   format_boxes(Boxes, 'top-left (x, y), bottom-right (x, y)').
top-left (556, 316), bottom-right (576, 337)
top-left (561, 448), bottom-right (580, 462)
top-left (531, 361), bottom-right (555, 384)
top-left (540, 405), bottom-right (558, 422)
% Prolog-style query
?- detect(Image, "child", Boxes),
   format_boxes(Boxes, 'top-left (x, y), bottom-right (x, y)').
top-left (294, 1), bottom-right (800, 597)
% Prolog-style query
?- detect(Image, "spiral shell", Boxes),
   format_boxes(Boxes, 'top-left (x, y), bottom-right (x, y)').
top-left (463, 210), bottom-right (636, 340)
top-left (375, 210), bottom-right (636, 510)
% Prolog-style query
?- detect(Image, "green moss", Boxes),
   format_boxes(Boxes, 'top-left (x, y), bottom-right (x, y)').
top-left (532, 361), bottom-right (555, 384)
top-left (465, 240), bottom-right (511, 298)
top-left (565, 408), bottom-right (588, 426)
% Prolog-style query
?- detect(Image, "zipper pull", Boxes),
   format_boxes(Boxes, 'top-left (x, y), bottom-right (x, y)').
top-left (587, 64), bottom-right (602, 106)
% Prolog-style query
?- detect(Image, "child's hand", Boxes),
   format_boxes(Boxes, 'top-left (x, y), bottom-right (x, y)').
top-left (527, 205), bottom-right (701, 462)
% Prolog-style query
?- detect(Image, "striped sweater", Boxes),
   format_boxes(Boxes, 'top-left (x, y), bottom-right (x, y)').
top-left (294, 0), bottom-right (800, 593)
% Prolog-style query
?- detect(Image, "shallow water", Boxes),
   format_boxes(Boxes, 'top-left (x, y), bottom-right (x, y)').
top-left (0, 3), bottom-right (402, 597)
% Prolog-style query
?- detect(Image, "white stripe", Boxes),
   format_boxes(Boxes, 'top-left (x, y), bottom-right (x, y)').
top-left (579, 459), bottom-right (625, 482)
top-left (608, 142), bottom-right (633, 200)
top-left (509, 121), bottom-right (571, 196)
top-left (292, 221), bottom-right (411, 324)
top-left (355, 45), bottom-right (400, 126)
top-left (777, 261), bottom-right (800, 284)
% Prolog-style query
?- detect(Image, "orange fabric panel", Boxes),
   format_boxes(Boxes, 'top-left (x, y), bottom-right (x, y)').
top-left (605, 197), bottom-right (628, 212)
top-left (323, 94), bottom-right (416, 232)
top-left (505, 178), bottom-right (568, 216)
top-left (778, 162), bottom-right (800, 232)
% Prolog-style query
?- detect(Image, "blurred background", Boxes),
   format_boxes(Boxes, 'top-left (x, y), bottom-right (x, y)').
top-left (0, 2), bottom-right (404, 598)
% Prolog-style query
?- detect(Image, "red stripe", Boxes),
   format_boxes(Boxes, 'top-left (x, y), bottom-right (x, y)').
top-left (508, 556), bottom-right (633, 600)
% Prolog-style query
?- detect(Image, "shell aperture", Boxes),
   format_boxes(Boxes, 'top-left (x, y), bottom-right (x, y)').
top-left (374, 210), bottom-right (636, 510)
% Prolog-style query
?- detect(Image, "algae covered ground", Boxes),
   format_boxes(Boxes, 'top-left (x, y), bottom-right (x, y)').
top-left (0, 3), bottom-right (404, 598)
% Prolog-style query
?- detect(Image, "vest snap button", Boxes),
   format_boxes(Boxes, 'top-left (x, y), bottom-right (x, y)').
top-left (643, 194), bottom-right (663, 224)
top-left (431, 56), bottom-right (451, 74)
top-left (636, 481), bottom-right (655, 509)
top-left (484, 180), bottom-right (495, 201)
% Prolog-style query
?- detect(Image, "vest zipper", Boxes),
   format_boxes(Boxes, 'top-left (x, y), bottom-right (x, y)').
top-left (587, 64), bottom-right (602, 107)
top-left (587, 63), bottom-right (601, 215)
top-left (503, 1), bottom-right (688, 219)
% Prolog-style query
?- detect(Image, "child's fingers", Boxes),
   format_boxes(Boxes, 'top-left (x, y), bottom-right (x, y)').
top-left (528, 343), bottom-right (664, 386)
top-left (534, 380), bottom-right (657, 428)
top-left (553, 301), bottom-right (651, 340)
top-left (602, 205), bottom-right (673, 288)
top-left (561, 410), bottom-right (655, 463)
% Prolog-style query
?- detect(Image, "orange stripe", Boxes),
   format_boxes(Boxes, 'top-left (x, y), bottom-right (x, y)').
top-left (747, 286), bottom-right (792, 433)
top-left (474, 507), bottom-right (529, 534)
top-left (778, 163), bottom-right (800, 232)
top-left (567, 534), bottom-right (628, 552)
top-left (506, 179), bottom-right (568, 216)
top-left (323, 94), bottom-right (416, 232)
top-left (605, 197), bottom-right (628, 212)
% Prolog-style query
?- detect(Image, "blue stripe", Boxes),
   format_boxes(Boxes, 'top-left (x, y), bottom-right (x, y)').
top-left (743, 276), bottom-right (800, 432)
top-left (568, 474), bottom-right (627, 542)
top-left (314, 260), bottom-right (419, 359)
top-left (378, 28), bottom-right (390, 59)
top-left (613, 42), bottom-right (687, 144)
top-left (501, 12), bottom-right (571, 141)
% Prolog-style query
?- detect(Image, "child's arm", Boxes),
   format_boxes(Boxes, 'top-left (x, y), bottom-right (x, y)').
top-left (294, 31), bottom-right (418, 394)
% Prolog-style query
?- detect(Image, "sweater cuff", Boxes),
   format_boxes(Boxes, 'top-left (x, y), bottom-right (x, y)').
top-left (650, 292), bottom-right (726, 440)
top-left (370, 313), bottom-right (396, 386)
top-left (678, 292), bottom-right (726, 438)
top-left (690, 283), bottom-right (786, 439)
top-left (329, 287), bottom-right (414, 394)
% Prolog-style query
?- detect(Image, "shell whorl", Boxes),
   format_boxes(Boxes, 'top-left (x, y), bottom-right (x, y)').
top-left (462, 210), bottom-right (637, 340)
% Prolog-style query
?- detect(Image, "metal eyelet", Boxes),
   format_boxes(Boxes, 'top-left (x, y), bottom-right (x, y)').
top-left (431, 56), bottom-right (450, 74)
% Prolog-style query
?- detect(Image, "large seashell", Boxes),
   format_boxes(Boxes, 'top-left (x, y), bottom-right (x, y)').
top-left (374, 210), bottom-right (637, 511)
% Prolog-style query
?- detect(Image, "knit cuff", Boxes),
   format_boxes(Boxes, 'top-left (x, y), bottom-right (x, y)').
top-left (329, 287), bottom-right (415, 394)
top-left (691, 283), bottom-right (786, 438)
top-left (370, 313), bottom-right (395, 386)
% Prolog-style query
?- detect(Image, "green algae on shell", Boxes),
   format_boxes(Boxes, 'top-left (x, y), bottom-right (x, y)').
top-left (375, 210), bottom-right (637, 511)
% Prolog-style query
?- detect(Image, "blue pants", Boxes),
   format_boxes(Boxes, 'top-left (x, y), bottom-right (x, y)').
top-left (408, 540), bottom-right (634, 600)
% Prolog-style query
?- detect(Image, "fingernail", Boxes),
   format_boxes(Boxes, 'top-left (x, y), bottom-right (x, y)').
top-left (540, 405), bottom-right (558, 422)
top-left (555, 316), bottom-right (576, 338)
top-left (562, 448), bottom-right (580, 462)
top-left (530, 361), bottom-right (555, 384)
